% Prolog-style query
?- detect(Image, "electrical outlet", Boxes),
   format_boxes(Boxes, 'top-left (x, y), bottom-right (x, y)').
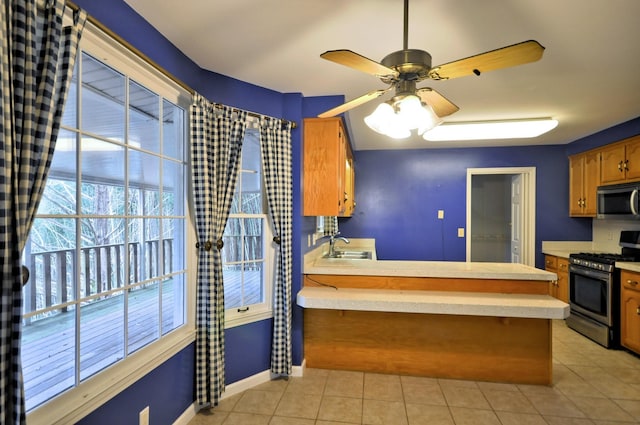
top-left (307, 234), bottom-right (312, 247)
top-left (139, 406), bottom-right (149, 425)
top-left (457, 228), bottom-right (465, 238)
top-left (438, 210), bottom-right (444, 219)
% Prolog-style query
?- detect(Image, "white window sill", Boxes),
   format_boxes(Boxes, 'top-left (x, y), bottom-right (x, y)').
top-left (26, 326), bottom-right (196, 425)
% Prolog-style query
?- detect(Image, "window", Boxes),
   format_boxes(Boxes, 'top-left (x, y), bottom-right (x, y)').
top-left (223, 129), bottom-right (274, 327)
top-left (22, 16), bottom-right (192, 423)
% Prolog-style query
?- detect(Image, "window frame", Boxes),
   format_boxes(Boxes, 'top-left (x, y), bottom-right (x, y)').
top-left (25, 13), bottom-right (196, 425)
top-left (223, 128), bottom-right (275, 329)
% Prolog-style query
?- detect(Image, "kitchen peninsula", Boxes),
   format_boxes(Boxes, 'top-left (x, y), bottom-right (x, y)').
top-left (299, 239), bottom-right (568, 385)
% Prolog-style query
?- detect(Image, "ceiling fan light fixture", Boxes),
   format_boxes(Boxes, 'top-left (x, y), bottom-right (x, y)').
top-left (364, 96), bottom-right (442, 139)
top-left (396, 95), bottom-right (442, 135)
top-left (364, 102), bottom-right (410, 139)
top-left (422, 118), bottom-right (558, 141)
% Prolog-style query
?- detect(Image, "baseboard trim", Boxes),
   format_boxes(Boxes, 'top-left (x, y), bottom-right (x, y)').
top-left (173, 361), bottom-right (306, 424)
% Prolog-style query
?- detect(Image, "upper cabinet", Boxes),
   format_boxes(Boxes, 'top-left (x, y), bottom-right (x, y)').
top-left (568, 135), bottom-right (640, 218)
top-left (303, 117), bottom-right (355, 217)
top-left (569, 151), bottom-right (600, 216)
top-left (600, 136), bottom-right (640, 185)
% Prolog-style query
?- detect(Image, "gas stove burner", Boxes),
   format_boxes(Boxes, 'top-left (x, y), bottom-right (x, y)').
top-left (570, 252), bottom-right (636, 264)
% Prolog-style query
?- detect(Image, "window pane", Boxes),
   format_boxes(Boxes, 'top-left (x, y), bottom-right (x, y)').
top-left (223, 218), bottom-right (242, 263)
top-left (145, 218), bottom-right (161, 280)
top-left (223, 264), bottom-right (242, 310)
top-left (243, 262), bottom-right (264, 305)
top-left (24, 219), bottom-right (77, 313)
top-left (81, 181), bottom-right (125, 216)
top-left (128, 218), bottom-right (143, 284)
top-left (45, 129), bottom-right (77, 211)
top-left (162, 274), bottom-right (185, 335)
top-left (80, 218), bottom-right (126, 298)
top-left (80, 138), bottom-right (125, 216)
top-left (240, 132), bottom-right (263, 214)
top-left (129, 149), bottom-right (160, 200)
top-left (129, 81), bottom-right (159, 153)
top-left (243, 218), bottom-right (263, 261)
top-left (162, 159), bottom-right (183, 216)
top-left (22, 306), bottom-right (76, 411)
top-left (162, 99), bottom-right (184, 160)
top-left (128, 281), bottom-right (159, 354)
top-left (223, 262), bottom-right (265, 310)
top-left (163, 218), bottom-right (183, 273)
top-left (80, 290), bottom-right (124, 381)
top-left (62, 66), bottom-right (78, 128)
top-left (81, 53), bottom-right (125, 142)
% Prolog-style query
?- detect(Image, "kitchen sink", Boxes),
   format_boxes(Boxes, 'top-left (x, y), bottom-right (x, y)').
top-left (323, 250), bottom-right (373, 260)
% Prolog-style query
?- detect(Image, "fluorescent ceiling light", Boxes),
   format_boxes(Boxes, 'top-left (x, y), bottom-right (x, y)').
top-left (423, 118), bottom-right (558, 141)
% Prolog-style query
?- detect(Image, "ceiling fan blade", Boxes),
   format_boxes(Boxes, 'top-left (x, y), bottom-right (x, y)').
top-left (416, 88), bottom-right (459, 117)
top-left (317, 87), bottom-right (392, 118)
top-left (428, 40), bottom-right (545, 80)
top-left (321, 50), bottom-right (400, 79)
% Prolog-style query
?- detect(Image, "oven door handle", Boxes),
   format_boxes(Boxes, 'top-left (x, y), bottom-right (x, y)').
top-left (569, 264), bottom-right (610, 280)
top-left (632, 189), bottom-right (639, 216)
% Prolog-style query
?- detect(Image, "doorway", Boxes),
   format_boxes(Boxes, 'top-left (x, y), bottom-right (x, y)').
top-left (466, 167), bottom-right (536, 266)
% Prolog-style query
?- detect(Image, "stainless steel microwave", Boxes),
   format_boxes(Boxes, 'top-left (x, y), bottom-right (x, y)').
top-left (597, 182), bottom-right (640, 219)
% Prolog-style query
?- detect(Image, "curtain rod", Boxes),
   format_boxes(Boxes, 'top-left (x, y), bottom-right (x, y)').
top-left (65, 1), bottom-right (297, 129)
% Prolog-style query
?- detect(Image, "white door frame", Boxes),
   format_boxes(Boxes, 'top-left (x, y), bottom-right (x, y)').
top-left (466, 167), bottom-right (536, 266)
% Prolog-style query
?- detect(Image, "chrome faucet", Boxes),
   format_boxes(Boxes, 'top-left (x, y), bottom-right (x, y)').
top-left (328, 233), bottom-right (350, 257)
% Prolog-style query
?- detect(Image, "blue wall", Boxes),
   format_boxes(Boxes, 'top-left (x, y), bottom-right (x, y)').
top-left (338, 145), bottom-right (590, 267)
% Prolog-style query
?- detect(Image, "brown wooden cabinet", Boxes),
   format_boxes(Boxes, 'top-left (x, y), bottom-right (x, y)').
top-left (303, 117), bottom-right (355, 217)
top-left (545, 255), bottom-right (569, 303)
top-left (569, 151), bottom-right (600, 216)
top-left (600, 136), bottom-right (640, 185)
top-left (621, 269), bottom-right (640, 354)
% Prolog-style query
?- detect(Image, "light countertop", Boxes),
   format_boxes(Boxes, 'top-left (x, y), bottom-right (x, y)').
top-left (305, 239), bottom-right (556, 281)
top-left (616, 262), bottom-right (640, 273)
top-left (297, 286), bottom-right (569, 319)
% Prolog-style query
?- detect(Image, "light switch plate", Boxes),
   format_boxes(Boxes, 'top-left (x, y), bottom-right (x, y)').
top-left (458, 228), bottom-right (465, 237)
top-left (438, 210), bottom-right (444, 219)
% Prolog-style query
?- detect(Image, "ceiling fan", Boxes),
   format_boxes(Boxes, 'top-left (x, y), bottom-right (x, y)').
top-left (317, 0), bottom-right (545, 123)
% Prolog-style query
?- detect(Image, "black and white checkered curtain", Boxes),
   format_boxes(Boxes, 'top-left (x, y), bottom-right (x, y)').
top-left (0, 2), bottom-right (85, 423)
top-left (322, 216), bottom-right (339, 236)
top-left (259, 118), bottom-right (293, 375)
top-left (190, 94), bottom-right (246, 407)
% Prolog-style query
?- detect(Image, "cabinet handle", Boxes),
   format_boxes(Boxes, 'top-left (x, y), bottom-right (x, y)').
top-left (627, 280), bottom-right (638, 286)
top-left (625, 160), bottom-right (630, 171)
top-left (636, 307), bottom-right (640, 315)
top-left (619, 160), bottom-right (624, 172)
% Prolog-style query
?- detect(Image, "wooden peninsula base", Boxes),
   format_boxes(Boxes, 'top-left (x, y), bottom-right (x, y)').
top-left (299, 273), bottom-right (568, 386)
top-left (304, 309), bottom-right (551, 385)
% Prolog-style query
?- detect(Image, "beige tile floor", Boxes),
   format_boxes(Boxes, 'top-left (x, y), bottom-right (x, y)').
top-left (189, 320), bottom-right (640, 424)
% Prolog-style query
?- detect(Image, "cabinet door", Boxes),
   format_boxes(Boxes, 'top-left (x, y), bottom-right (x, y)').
top-left (621, 287), bottom-right (640, 353)
top-left (582, 151), bottom-right (600, 215)
top-left (624, 138), bottom-right (640, 182)
top-left (621, 271), bottom-right (640, 354)
top-left (303, 118), bottom-right (352, 216)
top-left (544, 255), bottom-right (558, 298)
top-left (344, 156), bottom-right (355, 216)
top-left (568, 155), bottom-right (584, 216)
top-left (601, 144), bottom-right (627, 185)
top-left (556, 258), bottom-right (569, 303)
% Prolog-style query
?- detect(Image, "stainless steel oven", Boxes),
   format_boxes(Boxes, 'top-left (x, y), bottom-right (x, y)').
top-left (567, 260), bottom-right (618, 347)
top-left (567, 230), bottom-right (640, 347)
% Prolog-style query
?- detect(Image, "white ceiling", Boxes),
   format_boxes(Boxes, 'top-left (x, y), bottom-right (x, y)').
top-left (123, 0), bottom-right (640, 151)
